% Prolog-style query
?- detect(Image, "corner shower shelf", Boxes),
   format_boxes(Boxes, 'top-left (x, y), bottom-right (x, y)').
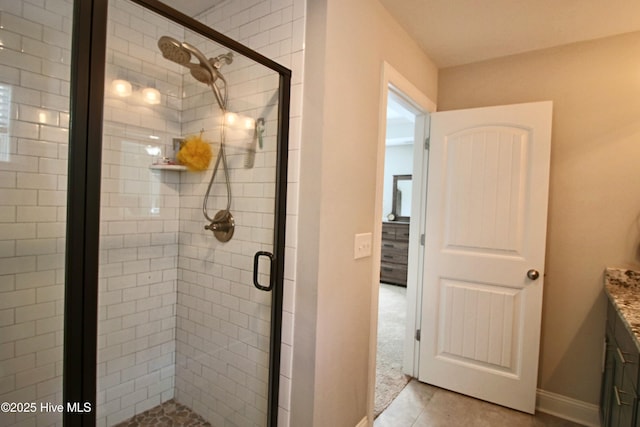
top-left (149, 164), bottom-right (187, 171)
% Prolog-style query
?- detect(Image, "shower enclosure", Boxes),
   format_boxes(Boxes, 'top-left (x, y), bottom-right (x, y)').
top-left (0, 0), bottom-right (290, 426)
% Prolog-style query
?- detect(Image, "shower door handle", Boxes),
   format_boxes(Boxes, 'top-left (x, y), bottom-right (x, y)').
top-left (253, 251), bottom-right (274, 291)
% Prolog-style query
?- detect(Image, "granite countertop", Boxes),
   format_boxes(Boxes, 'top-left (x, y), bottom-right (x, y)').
top-left (604, 267), bottom-right (640, 344)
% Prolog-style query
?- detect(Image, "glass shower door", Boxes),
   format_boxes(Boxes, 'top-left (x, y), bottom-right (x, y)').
top-left (95, 1), bottom-right (289, 426)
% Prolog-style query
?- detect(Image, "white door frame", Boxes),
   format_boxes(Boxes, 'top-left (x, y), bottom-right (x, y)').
top-left (367, 61), bottom-right (436, 423)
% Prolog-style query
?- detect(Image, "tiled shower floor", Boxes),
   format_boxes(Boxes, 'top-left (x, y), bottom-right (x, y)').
top-left (115, 400), bottom-right (211, 427)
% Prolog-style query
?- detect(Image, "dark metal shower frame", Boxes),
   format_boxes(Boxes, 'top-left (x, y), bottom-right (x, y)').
top-left (64, 1), bottom-right (291, 426)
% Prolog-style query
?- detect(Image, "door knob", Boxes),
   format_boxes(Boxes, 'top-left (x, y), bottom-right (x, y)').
top-left (527, 269), bottom-right (540, 280)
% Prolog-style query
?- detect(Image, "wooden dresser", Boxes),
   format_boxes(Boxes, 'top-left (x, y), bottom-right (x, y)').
top-left (380, 222), bottom-right (409, 286)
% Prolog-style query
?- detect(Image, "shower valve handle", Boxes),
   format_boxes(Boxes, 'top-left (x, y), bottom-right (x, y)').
top-left (205, 210), bottom-right (234, 242)
top-left (205, 221), bottom-right (231, 232)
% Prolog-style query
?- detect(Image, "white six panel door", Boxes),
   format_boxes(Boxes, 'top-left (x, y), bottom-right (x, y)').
top-left (418, 101), bottom-right (552, 413)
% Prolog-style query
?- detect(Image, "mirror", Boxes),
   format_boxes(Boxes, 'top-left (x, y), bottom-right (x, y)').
top-left (392, 174), bottom-right (412, 221)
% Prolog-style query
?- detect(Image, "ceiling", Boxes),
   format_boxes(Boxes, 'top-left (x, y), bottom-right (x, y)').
top-left (161, 0), bottom-right (640, 69)
top-left (386, 92), bottom-right (416, 146)
top-left (378, 0), bottom-right (640, 68)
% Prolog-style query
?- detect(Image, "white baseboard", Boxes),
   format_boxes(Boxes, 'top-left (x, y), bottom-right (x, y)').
top-left (355, 416), bottom-right (368, 427)
top-left (536, 389), bottom-right (600, 427)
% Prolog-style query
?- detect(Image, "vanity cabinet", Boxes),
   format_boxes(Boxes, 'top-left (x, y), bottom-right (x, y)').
top-left (601, 297), bottom-right (640, 427)
top-left (380, 222), bottom-right (409, 286)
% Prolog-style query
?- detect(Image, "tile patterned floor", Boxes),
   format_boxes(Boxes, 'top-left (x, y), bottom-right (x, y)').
top-left (114, 399), bottom-right (210, 427)
top-left (375, 380), bottom-right (587, 427)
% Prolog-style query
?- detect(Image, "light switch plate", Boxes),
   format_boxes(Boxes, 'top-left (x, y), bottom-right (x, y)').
top-left (354, 232), bottom-right (372, 259)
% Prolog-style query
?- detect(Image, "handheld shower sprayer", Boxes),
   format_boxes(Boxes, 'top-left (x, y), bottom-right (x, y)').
top-left (179, 41), bottom-right (227, 109)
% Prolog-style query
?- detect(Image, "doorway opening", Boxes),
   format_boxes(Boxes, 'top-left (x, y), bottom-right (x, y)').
top-left (369, 62), bottom-right (436, 422)
top-left (374, 87), bottom-right (426, 417)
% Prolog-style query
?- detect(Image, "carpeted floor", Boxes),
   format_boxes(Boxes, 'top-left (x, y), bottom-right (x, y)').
top-left (375, 283), bottom-right (411, 418)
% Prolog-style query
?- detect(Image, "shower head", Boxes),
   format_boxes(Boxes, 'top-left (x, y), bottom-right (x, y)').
top-left (189, 66), bottom-right (215, 85)
top-left (179, 42), bottom-right (229, 109)
top-left (158, 36), bottom-right (216, 84)
top-left (157, 36), bottom-right (231, 109)
top-left (181, 41), bottom-right (217, 84)
top-left (158, 36), bottom-right (191, 65)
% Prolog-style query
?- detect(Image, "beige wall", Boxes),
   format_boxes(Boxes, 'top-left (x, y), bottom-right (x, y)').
top-left (291, 0), bottom-right (438, 425)
top-left (438, 32), bottom-right (640, 404)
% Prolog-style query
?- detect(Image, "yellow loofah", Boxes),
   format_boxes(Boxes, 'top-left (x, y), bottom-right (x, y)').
top-left (176, 133), bottom-right (213, 171)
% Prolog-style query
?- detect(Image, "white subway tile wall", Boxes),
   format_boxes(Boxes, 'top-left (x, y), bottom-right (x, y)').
top-left (0, 0), bottom-right (73, 426)
top-left (0, 0), bottom-right (303, 425)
